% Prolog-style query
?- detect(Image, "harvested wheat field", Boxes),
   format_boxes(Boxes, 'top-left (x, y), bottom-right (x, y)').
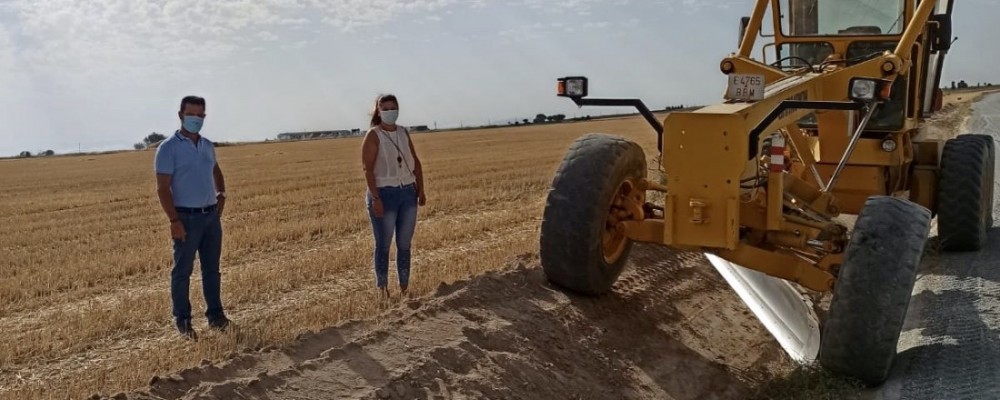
top-left (2, 90), bottom-right (988, 399)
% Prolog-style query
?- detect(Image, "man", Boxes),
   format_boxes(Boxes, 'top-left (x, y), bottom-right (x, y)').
top-left (154, 95), bottom-right (231, 339)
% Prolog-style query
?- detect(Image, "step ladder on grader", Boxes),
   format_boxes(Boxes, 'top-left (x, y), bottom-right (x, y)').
top-left (540, 0), bottom-right (994, 386)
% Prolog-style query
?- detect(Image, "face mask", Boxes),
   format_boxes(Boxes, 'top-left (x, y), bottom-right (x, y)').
top-left (182, 115), bottom-right (204, 134)
top-left (380, 109), bottom-right (398, 125)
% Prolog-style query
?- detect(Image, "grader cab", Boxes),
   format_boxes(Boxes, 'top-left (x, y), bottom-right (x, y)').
top-left (541, 0), bottom-right (994, 386)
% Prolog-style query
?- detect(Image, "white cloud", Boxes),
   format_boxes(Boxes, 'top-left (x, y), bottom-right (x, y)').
top-left (498, 22), bottom-right (550, 43)
top-left (306, 0), bottom-right (480, 31)
top-left (257, 31), bottom-right (280, 41)
top-left (9, 0), bottom-right (275, 84)
top-left (1, 0), bottom-right (487, 84)
top-left (651, 0), bottom-right (742, 12)
top-left (0, 24), bottom-right (15, 71)
top-left (281, 40), bottom-right (310, 50)
top-left (520, 0), bottom-right (602, 13)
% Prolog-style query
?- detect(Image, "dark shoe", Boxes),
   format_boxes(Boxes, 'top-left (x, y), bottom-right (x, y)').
top-left (208, 316), bottom-right (231, 332)
top-left (177, 319), bottom-right (198, 340)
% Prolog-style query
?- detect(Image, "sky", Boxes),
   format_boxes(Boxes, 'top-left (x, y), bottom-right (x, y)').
top-left (0, 0), bottom-right (997, 156)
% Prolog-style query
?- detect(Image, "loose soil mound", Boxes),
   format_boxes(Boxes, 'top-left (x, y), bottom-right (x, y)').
top-left (105, 245), bottom-right (795, 400)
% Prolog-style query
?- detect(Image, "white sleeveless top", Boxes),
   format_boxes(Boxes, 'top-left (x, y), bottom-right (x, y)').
top-left (373, 126), bottom-right (417, 188)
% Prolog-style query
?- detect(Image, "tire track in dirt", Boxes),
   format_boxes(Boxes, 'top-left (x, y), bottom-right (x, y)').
top-left (103, 245), bottom-right (793, 400)
top-left (873, 92), bottom-right (1000, 400)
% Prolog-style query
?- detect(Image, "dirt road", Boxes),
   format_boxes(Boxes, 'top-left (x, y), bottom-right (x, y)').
top-left (106, 246), bottom-right (795, 400)
top-left (873, 92), bottom-right (1000, 400)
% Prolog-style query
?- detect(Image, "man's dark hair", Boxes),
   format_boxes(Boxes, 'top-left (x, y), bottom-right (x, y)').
top-left (179, 95), bottom-right (206, 113)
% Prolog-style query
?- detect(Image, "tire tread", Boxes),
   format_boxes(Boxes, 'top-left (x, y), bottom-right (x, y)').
top-left (819, 196), bottom-right (932, 386)
top-left (937, 134), bottom-right (993, 251)
top-left (540, 133), bottom-right (646, 295)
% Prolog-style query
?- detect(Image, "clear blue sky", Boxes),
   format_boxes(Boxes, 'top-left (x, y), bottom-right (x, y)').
top-left (0, 0), bottom-right (997, 156)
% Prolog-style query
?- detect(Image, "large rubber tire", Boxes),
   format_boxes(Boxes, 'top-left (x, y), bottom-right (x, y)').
top-left (936, 134), bottom-right (995, 251)
top-left (540, 133), bottom-right (647, 295)
top-left (818, 196), bottom-right (931, 386)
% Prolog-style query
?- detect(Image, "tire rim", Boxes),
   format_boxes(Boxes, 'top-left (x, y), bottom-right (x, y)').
top-left (603, 179), bottom-right (635, 264)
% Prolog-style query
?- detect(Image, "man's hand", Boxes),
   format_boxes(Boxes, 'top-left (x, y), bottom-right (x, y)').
top-left (372, 198), bottom-right (384, 218)
top-left (171, 220), bottom-right (186, 241)
top-left (418, 190), bottom-right (426, 207)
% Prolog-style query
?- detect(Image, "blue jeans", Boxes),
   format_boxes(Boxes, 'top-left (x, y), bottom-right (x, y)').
top-left (366, 183), bottom-right (419, 289)
top-left (171, 207), bottom-right (225, 324)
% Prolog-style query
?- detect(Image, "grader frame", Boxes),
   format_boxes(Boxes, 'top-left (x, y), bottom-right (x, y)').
top-left (541, 0), bottom-right (995, 386)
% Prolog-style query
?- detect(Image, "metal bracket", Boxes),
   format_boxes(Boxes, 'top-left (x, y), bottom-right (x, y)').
top-left (748, 100), bottom-right (866, 160)
top-left (567, 96), bottom-right (664, 153)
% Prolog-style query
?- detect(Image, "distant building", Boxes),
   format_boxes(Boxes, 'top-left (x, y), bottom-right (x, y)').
top-left (276, 129), bottom-right (360, 141)
top-left (276, 126), bottom-right (428, 141)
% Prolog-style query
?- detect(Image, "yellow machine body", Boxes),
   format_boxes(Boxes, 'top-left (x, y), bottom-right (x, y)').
top-left (545, 0), bottom-right (973, 373)
top-left (617, 0), bottom-right (955, 292)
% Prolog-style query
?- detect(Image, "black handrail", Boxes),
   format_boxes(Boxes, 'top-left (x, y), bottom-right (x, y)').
top-left (747, 100), bottom-right (865, 159)
top-left (568, 97), bottom-right (664, 153)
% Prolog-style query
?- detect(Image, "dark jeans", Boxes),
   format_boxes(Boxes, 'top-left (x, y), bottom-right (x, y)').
top-left (171, 207), bottom-right (225, 324)
top-left (366, 183), bottom-right (418, 288)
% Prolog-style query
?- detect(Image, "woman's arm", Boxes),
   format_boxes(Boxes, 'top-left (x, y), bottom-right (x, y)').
top-left (361, 129), bottom-right (380, 199)
top-left (406, 129), bottom-right (425, 200)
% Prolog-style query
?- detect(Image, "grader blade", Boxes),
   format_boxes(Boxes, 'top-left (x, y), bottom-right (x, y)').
top-left (704, 253), bottom-right (820, 363)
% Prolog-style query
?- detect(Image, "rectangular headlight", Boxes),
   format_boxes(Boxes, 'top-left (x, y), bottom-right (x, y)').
top-left (557, 76), bottom-right (588, 98)
top-left (849, 78), bottom-right (877, 101)
top-left (849, 77), bottom-right (893, 102)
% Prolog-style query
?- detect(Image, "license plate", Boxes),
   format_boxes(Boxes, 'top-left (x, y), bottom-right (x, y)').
top-left (726, 73), bottom-right (765, 101)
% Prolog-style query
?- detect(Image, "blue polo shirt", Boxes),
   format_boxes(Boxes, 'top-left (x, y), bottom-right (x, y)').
top-left (154, 131), bottom-right (219, 208)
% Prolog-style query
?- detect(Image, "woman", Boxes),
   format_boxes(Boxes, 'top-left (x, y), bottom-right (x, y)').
top-left (361, 94), bottom-right (426, 298)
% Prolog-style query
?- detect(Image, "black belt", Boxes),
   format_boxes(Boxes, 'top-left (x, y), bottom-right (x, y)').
top-left (175, 204), bottom-right (217, 214)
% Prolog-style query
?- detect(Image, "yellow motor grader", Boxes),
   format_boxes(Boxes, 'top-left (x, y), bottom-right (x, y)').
top-left (541, 0), bottom-right (994, 386)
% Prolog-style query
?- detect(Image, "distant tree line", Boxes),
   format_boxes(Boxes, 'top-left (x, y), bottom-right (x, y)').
top-left (508, 113), bottom-right (575, 126)
top-left (533, 113), bottom-right (567, 123)
top-left (504, 104), bottom-right (690, 127)
top-left (950, 80), bottom-right (994, 89)
top-left (17, 149), bottom-right (55, 158)
top-left (17, 130), bottom-right (169, 158)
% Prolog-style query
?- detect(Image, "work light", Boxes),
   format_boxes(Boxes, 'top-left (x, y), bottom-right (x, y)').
top-left (557, 76), bottom-right (588, 98)
top-left (849, 77), bottom-right (892, 102)
top-left (850, 79), bottom-right (877, 101)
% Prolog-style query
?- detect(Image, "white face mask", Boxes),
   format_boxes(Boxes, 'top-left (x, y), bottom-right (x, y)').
top-left (380, 109), bottom-right (398, 125)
